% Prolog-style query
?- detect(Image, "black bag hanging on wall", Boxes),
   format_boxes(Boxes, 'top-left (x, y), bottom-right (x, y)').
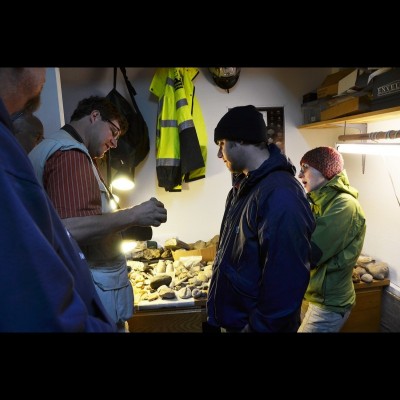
top-left (106, 67), bottom-right (150, 171)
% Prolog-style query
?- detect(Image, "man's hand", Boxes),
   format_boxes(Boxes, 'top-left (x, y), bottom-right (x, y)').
top-left (131, 197), bottom-right (167, 227)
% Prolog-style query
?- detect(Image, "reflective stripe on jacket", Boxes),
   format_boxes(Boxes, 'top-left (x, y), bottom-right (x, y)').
top-left (150, 67), bottom-right (207, 191)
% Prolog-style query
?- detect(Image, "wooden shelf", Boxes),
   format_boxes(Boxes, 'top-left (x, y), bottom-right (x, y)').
top-left (298, 106), bottom-right (400, 129)
top-left (353, 278), bottom-right (390, 290)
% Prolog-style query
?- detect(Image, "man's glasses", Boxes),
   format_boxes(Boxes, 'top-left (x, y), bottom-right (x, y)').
top-left (11, 111), bottom-right (25, 122)
top-left (103, 118), bottom-right (121, 140)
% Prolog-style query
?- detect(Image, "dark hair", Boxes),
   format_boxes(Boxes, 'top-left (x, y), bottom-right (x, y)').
top-left (70, 96), bottom-right (128, 135)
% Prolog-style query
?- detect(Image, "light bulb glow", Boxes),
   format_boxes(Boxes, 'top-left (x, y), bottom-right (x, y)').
top-left (112, 177), bottom-right (135, 191)
top-left (121, 240), bottom-right (138, 254)
top-left (336, 143), bottom-right (400, 156)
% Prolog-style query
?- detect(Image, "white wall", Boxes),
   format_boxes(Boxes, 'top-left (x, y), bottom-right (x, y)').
top-left (58, 67), bottom-right (331, 246)
top-left (37, 67), bottom-right (400, 299)
top-left (344, 118), bottom-right (400, 295)
top-left (45, 66), bottom-right (400, 295)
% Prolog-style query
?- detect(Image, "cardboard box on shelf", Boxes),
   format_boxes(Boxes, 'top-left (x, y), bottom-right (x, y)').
top-left (372, 68), bottom-right (400, 100)
top-left (301, 97), bottom-right (330, 124)
top-left (370, 94), bottom-right (400, 111)
top-left (317, 68), bottom-right (358, 99)
top-left (172, 246), bottom-right (216, 262)
top-left (370, 68), bottom-right (400, 110)
top-left (302, 91), bottom-right (318, 103)
top-left (320, 95), bottom-right (370, 120)
top-left (301, 100), bottom-right (321, 124)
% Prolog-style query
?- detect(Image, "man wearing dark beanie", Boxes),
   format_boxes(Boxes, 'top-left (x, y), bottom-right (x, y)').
top-left (214, 105), bottom-right (269, 144)
top-left (207, 105), bottom-right (315, 333)
top-left (297, 146), bottom-right (366, 333)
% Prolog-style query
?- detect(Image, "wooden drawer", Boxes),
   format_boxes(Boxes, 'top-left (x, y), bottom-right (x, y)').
top-left (341, 279), bottom-right (389, 332)
top-left (128, 301), bottom-right (207, 333)
top-left (301, 279), bottom-right (390, 332)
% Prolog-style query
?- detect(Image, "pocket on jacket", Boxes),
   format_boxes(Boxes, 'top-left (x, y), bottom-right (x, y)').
top-left (223, 265), bottom-right (258, 299)
top-left (90, 266), bottom-right (130, 291)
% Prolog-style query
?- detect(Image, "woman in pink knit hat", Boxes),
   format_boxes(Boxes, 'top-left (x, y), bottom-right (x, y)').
top-left (297, 146), bottom-right (366, 333)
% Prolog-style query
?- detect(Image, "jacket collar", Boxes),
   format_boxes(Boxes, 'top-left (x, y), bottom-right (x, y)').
top-left (0, 98), bottom-right (13, 132)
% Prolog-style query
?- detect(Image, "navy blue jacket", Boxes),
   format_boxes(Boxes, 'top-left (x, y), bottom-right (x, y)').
top-left (0, 99), bottom-right (116, 332)
top-left (207, 144), bottom-right (315, 332)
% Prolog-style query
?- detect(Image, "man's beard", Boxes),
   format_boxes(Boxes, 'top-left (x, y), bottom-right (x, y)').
top-left (23, 94), bottom-right (41, 114)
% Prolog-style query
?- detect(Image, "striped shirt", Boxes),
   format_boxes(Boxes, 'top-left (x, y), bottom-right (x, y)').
top-left (43, 149), bottom-right (102, 218)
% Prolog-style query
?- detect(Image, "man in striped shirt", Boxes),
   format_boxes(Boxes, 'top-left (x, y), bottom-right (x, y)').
top-left (29, 96), bottom-right (168, 332)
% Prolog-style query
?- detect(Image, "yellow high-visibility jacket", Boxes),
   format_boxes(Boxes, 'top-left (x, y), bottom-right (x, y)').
top-left (150, 67), bottom-right (207, 191)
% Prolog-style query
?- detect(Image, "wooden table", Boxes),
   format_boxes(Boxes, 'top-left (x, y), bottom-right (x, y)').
top-left (128, 279), bottom-right (390, 333)
top-left (127, 299), bottom-right (207, 333)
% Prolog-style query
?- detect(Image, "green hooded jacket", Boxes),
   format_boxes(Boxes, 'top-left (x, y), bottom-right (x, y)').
top-left (305, 170), bottom-right (366, 313)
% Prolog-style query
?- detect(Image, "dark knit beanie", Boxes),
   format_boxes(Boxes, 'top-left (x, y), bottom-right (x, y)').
top-left (300, 146), bottom-right (344, 180)
top-left (214, 105), bottom-right (267, 144)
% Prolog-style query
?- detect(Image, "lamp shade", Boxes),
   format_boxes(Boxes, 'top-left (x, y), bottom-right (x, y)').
top-left (108, 139), bottom-right (136, 191)
top-left (111, 160), bottom-right (135, 191)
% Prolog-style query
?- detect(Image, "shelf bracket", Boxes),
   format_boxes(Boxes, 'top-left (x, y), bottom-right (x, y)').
top-left (339, 122), bottom-right (368, 175)
top-left (341, 122), bottom-right (367, 139)
top-left (362, 154), bottom-right (366, 174)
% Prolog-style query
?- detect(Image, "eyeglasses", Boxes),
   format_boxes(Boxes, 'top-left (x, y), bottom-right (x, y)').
top-left (299, 164), bottom-right (309, 175)
top-left (11, 111), bottom-right (25, 122)
top-left (103, 118), bottom-right (121, 140)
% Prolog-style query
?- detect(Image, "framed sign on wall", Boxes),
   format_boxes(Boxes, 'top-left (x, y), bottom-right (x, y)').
top-left (256, 107), bottom-right (285, 153)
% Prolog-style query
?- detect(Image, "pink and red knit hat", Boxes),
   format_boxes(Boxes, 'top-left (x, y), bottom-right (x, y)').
top-left (300, 146), bottom-right (344, 180)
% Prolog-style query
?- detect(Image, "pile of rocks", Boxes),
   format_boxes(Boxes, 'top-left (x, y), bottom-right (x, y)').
top-left (128, 257), bottom-right (213, 304)
top-left (352, 255), bottom-right (389, 283)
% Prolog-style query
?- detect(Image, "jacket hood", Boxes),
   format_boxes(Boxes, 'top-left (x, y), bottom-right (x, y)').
top-left (307, 169), bottom-right (359, 209)
top-left (0, 98), bottom-right (13, 132)
top-left (246, 143), bottom-right (296, 184)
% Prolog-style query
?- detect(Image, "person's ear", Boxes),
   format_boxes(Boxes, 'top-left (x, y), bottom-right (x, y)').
top-left (90, 110), bottom-right (100, 122)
